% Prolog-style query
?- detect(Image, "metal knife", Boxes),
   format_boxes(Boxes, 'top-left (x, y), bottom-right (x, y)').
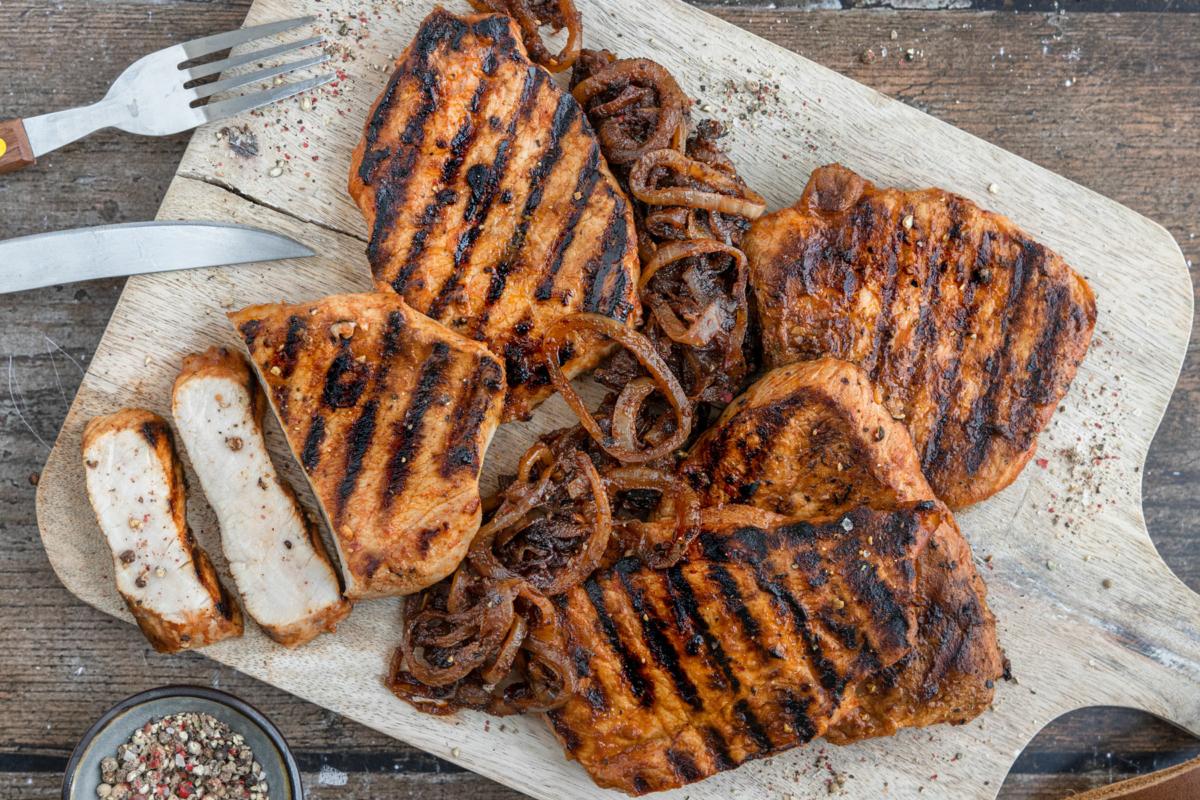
top-left (0, 221), bottom-right (314, 294)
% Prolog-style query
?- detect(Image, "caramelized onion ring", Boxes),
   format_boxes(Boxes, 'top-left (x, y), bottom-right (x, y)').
top-left (611, 377), bottom-right (659, 453)
top-left (536, 453), bottom-right (611, 594)
top-left (480, 612), bottom-right (527, 686)
top-left (470, 464), bottom-right (559, 581)
top-left (543, 313), bottom-right (693, 463)
top-left (630, 149), bottom-right (767, 219)
top-left (639, 239), bottom-right (750, 374)
top-left (398, 576), bottom-right (515, 687)
top-left (604, 467), bottom-right (702, 568)
top-left (470, 453), bottom-right (611, 595)
top-left (468, 0), bottom-right (582, 72)
top-left (646, 295), bottom-right (725, 348)
top-left (573, 59), bottom-right (686, 164)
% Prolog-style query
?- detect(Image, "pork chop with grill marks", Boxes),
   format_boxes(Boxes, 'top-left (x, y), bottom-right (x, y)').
top-left (680, 357), bottom-right (1005, 745)
top-left (228, 293), bottom-right (506, 600)
top-left (743, 164), bottom-right (1097, 510)
top-left (680, 358), bottom-right (932, 518)
top-left (349, 9), bottom-right (640, 422)
top-left (545, 504), bottom-right (937, 796)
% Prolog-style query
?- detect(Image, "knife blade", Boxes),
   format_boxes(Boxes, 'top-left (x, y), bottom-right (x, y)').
top-left (0, 221), bottom-right (314, 294)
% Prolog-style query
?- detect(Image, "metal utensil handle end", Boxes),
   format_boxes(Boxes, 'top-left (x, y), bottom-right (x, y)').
top-left (0, 120), bottom-right (36, 175)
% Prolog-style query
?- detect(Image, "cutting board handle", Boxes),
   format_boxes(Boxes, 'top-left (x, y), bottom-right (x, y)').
top-left (1102, 555), bottom-right (1200, 736)
top-left (0, 120), bottom-right (36, 175)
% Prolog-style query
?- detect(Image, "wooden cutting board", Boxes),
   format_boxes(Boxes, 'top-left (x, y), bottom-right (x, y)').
top-left (35, 0), bottom-right (1199, 797)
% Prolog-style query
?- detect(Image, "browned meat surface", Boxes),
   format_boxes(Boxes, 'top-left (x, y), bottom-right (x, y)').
top-left (349, 9), bottom-right (640, 422)
top-left (680, 358), bottom-right (933, 518)
top-left (228, 293), bottom-right (506, 600)
top-left (546, 505), bottom-right (938, 795)
top-left (743, 164), bottom-right (1097, 509)
top-left (82, 409), bottom-right (243, 653)
top-left (824, 513), bottom-right (1004, 744)
top-left (679, 359), bottom-right (1005, 745)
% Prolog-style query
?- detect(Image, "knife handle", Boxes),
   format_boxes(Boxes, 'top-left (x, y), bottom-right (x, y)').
top-left (0, 120), bottom-right (36, 175)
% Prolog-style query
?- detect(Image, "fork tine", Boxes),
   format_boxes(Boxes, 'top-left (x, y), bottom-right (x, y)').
top-left (185, 36), bottom-right (325, 82)
top-left (192, 54), bottom-right (330, 101)
top-left (202, 73), bottom-right (334, 123)
top-left (180, 16), bottom-right (315, 62)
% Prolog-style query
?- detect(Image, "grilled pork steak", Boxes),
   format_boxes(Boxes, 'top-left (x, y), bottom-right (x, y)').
top-left (172, 347), bottom-right (353, 647)
top-left (744, 164), bottom-right (1097, 509)
top-left (681, 358), bottom-right (1004, 745)
top-left (228, 293), bottom-right (506, 600)
top-left (824, 509), bottom-right (1003, 744)
top-left (82, 409), bottom-right (243, 653)
top-left (546, 505), bottom-right (937, 796)
top-left (681, 357), bottom-right (933, 518)
top-left (349, 9), bottom-right (640, 422)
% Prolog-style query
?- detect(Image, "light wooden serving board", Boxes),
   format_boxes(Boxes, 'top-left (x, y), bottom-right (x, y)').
top-left (35, 0), bottom-right (1198, 797)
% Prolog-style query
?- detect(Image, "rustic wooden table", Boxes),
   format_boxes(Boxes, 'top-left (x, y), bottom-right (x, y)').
top-left (2, 0), bottom-right (1197, 797)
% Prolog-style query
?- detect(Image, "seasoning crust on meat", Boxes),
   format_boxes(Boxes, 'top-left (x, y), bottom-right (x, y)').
top-left (546, 505), bottom-right (935, 796)
top-left (681, 362), bottom-right (1005, 744)
top-left (228, 293), bottom-right (506, 600)
top-left (744, 164), bottom-right (1097, 509)
top-left (172, 347), bottom-right (353, 647)
top-left (82, 409), bottom-right (243, 653)
top-left (349, 8), bottom-right (640, 422)
top-left (681, 358), bottom-right (933, 518)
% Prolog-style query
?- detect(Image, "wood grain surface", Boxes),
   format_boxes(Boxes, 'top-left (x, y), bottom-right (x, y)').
top-left (3, 2), bottom-right (1199, 799)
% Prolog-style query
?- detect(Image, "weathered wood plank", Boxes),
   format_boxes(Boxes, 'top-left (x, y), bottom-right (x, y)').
top-left (1, 4), bottom-right (1198, 800)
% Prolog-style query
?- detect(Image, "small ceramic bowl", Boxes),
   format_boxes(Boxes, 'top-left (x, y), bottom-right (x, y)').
top-left (62, 686), bottom-right (302, 800)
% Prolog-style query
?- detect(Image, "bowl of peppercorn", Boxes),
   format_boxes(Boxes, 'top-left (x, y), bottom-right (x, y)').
top-left (62, 686), bottom-right (302, 800)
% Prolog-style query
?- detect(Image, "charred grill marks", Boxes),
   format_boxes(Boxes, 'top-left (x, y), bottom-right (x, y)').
top-left (665, 749), bottom-right (703, 784)
top-left (747, 564), bottom-right (844, 697)
top-left (364, 13), bottom-right (516, 276)
top-left (584, 196), bottom-right (632, 317)
top-left (323, 351), bottom-right (369, 409)
top-left (478, 90), bottom-right (578, 314)
top-left (534, 144), bottom-right (603, 302)
top-left (279, 315), bottom-right (307, 377)
top-left (397, 74), bottom-right (494, 280)
top-left (921, 212), bottom-right (984, 474)
top-left (334, 398), bottom-right (379, 522)
top-left (384, 342), bottom-right (451, 503)
top-left (382, 310), bottom-right (406, 358)
top-left (429, 67), bottom-right (547, 319)
top-left (301, 415), bottom-right (326, 473)
top-left (616, 561), bottom-right (703, 711)
top-left (961, 238), bottom-right (1041, 474)
top-left (733, 700), bottom-right (775, 755)
top-left (665, 565), bottom-right (740, 693)
top-left (706, 563), bottom-right (774, 660)
top-left (704, 727), bottom-right (737, 772)
top-left (440, 355), bottom-right (503, 478)
top-left (585, 574), bottom-right (653, 705)
top-left (779, 691), bottom-right (819, 742)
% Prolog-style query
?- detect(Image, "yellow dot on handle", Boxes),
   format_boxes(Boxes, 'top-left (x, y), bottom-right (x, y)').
top-left (0, 138), bottom-right (7, 159)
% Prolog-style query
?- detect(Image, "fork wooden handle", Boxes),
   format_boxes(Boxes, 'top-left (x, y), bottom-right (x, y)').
top-left (0, 120), bottom-right (36, 175)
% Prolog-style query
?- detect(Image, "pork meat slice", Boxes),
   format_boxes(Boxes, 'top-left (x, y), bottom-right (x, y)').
top-left (82, 409), bottom-right (243, 653)
top-left (172, 346), bottom-right (353, 647)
